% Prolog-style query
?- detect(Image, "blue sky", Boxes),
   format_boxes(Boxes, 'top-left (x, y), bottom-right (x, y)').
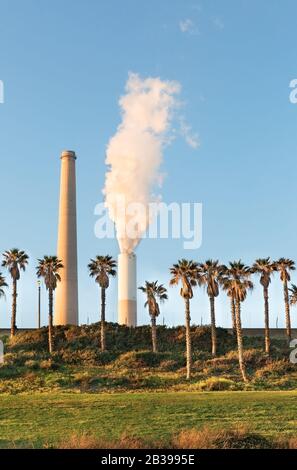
top-left (1, 0), bottom-right (297, 329)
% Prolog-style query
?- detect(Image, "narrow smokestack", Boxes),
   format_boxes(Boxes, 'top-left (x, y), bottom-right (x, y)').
top-left (54, 150), bottom-right (79, 325)
top-left (118, 253), bottom-right (137, 326)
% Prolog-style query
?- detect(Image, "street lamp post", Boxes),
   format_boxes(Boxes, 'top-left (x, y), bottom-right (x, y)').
top-left (37, 280), bottom-right (41, 329)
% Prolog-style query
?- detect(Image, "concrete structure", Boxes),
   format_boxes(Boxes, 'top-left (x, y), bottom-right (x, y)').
top-left (227, 328), bottom-right (297, 339)
top-left (54, 150), bottom-right (79, 325)
top-left (118, 252), bottom-right (137, 326)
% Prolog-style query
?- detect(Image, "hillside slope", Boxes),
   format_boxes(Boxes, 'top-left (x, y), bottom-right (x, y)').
top-left (0, 323), bottom-right (296, 393)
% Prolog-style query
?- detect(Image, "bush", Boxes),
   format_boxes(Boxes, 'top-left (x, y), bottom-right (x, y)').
top-left (114, 351), bottom-right (145, 368)
top-left (113, 350), bottom-right (175, 369)
top-left (24, 360), bottom-right (39, 370)
top-left (255, 360), bottom-right (294, 379)
top-left (9, 329), bottom-right (48, 351)
top-left (196, 377), bottom-right (240, 391)
top-left (39, 359), bottom-right (59, 370)
top-left (134, 351), bottom-right (171, 367)
top-left (159, 359), bottom-right (181, 371)
top-left (172, 426), bottom-right (274, 449)
top-left (0, 364), bottom-right (20, 378)
top-left (97, 351), bottom-right (118, 365)
top-left (56, 427), bottom-right (276, 449)
top-left (57, 432), bottom-right (148, 449)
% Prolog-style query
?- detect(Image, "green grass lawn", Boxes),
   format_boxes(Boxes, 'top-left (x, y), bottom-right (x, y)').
top-left (0, 391), bottom-right (296, 448)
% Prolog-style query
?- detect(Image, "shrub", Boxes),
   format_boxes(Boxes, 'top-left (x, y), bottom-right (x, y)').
top-left (0, 364), bottom-right (20, 379)
top-left (57, 427), bottom-right (275, 449)
top-left (268, 377), bottom-right (297, 390)
top-left (135, 351), bottom-right (170, 367)
top-left (39, 359), bottom-right (58, 370)
top-left (282, 437), bottom-right (297, 449)
top-left (9, 329), bottom-right (48, 351)
top-left (114, 350), bottom-right (175, 369)
top-left (59, 349), bottom-right (98, 365)
top-left (113, 351), bottom-right (146, 368)
top-left (196, 377), bottom-right (240, 391)
top-left (57, 433), bottom-right (148, 449)
top-left (172, 426), bottom-right (274, 449)
top-left (255, 360), bottom-right (294, 379)
top-left (159, 359), bottom-right (181, 371)
top-left (24, 360), bottom-right (39, 370)
top-left (97, 351), bottom-right (118, 365)
top-left (73, 372), bottom-right (93, 390)
top-left (223, 348), bottom-right (266, 367)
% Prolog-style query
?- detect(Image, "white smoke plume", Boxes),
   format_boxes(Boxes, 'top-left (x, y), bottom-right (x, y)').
top-left (103, 73), bottom-right (181, 254)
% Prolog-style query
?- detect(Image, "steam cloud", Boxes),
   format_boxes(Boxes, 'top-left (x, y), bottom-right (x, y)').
top-left (103, 73), bottom-right (188, 254)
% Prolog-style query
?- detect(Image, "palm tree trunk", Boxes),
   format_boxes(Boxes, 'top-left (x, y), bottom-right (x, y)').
top-left (151, 315), bottom-right (157, 353)
top-left (100, 287), bottom-right (106, 352)
top-left (10, 278), bottom-right (17, 338)
top-left (263, 286), bottom-right (270, 355)
top-left (185, 298), bottom-right (192, 380)
top-left (283, 279), bottom-right (291, 341)
top-left (48, 288), bottom-right (53, 354)
top-left (209, 296), bottom-right (217, 356)
top-left (235, 299), bottom-right (248, 383)
top-left (231, 297), bottom-right (236, 335)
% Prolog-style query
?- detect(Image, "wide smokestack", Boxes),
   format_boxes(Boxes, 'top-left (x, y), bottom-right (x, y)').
top-left (54, 150), bottom-right (79, 326)
top-left (118, 253), bottom-right (137, 327)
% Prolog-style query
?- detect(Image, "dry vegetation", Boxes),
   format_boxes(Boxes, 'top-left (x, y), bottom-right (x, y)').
top-left (56, 427), bottom-right (297, 449)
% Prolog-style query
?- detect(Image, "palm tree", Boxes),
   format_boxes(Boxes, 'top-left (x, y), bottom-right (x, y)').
top-left (198, 260), bottom-right (224, 356)
top-left (170, 259), bottom-right (199, 380)
top-left (221, 261), bottom-right (253, 383)
top-left (289, 284), bottom-right (297, 337)
top-left (139, 281), bottom-right (168, 352)
top-left (251, 258), bottom-right (277, 355)
top-left (36, 256), bottom-right (63, 354)
top-left (2, 249), bottom-right (29, 337)
top-left (222, 279), bottom-right (237, 335)
top-left (0, 272), bottom-right (8, 299)
top-left (88, 255), bottom-right (117, 352)
top-left (276, 258), bottom-right (295, 341)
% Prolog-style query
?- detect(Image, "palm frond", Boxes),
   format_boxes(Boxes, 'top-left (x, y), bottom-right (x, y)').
top-left (88, 255), bottom-right (117, 288)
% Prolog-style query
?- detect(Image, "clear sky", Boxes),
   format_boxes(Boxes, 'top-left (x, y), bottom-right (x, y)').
top-left (1, 0), bottom-right (297, 329)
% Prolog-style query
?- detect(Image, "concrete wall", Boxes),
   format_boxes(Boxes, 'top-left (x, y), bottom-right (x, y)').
top-left (227, 328), bottom-right (297, 338)
top-left (0, 329), bottom-right (35, 335)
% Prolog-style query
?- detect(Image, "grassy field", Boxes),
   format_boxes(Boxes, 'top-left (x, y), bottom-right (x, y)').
top-left (0, 391), bottom-right (297, 448)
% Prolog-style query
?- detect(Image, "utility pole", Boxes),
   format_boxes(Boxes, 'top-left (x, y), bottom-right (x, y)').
top-left (37, 280), bottom-right (41, 329)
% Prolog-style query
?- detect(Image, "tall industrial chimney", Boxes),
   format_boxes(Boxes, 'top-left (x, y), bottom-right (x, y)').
top-left (118, 253), bottom-right (137, 326)
top-left (54, 150), bottom-right (79, 325)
